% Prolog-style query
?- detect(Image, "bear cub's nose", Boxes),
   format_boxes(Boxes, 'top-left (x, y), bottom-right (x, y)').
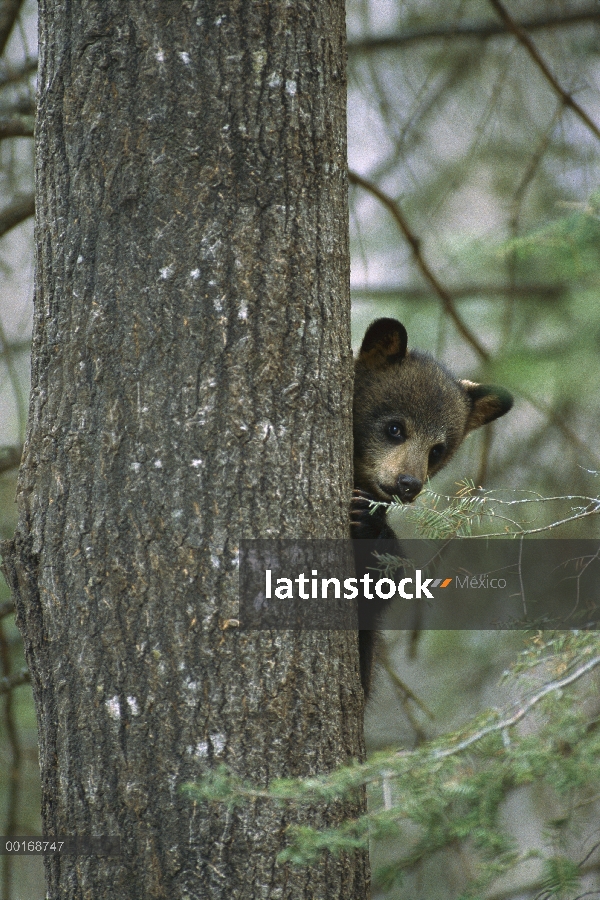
top-left (397, 474), bottom-right (422, 503)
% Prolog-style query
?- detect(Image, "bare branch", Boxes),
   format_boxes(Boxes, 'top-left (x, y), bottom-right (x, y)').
top-left (520, 390), bottom-right (600, 467)
top-left (0, 316), bottom-right (26, 438)
top-left (349, 170), bottom-right (490, 360)
top-left (428, 653), bottom-right (600, 760)
top-left (348, 8), bottom-right (600, 53)
top-left (0, 57), bottom-right (37, 89)
top-left (379, 640), bottom-right (432, 745)
top-left (0, 339), bottom-right (30, 355)
top-left (0, 112), bottom-right (34, 139)
top-left (0, 600), bottom-right (15, 620)
top-left (0, 0), bottom-right (25, 57)
top-left (0, 669), bottom-right (29, 695)
top-left (0, 192), bottom-right (34, 238)
top-left (509, 502), bottom-right (600, 536)
top-left (351, 284), bottom-right (565, 302)
top-left (0, 445), bottom-right (21, 474)
top-left (489, 0), bottom-right (600, 144)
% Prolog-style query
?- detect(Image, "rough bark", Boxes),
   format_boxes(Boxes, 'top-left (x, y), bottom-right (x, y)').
top-left (1, 2), bottom-right (367, 898)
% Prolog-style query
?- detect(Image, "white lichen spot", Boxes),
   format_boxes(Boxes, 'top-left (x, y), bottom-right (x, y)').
top-left (252, 50), bottom-right (267, 73)
top-left (106, 696), bottom-right (121, 720)
top-left (211, 733), bottom-right (226, 754)
top-left (215, 15), bottom-right (225, 25)
top-left (179, 51), bottom-right (191, 65)
top-left (131, 462), bottom-right (141, 473)
top-left (172, 509), bottom-right (183, 519)
top-left (127, 696), bottom-right (140, 716)
top-left (190, 268), bottom-right (200, 280)
top-left (154, 459), bottom-right (163, 469)
top-left (195, 741), bottom-right (209, 757)
top-left (191, 459), bottom-right (203, 468)
top-left (238, 302), bottom-right (248, 320)
top-left (156, 49), bottom-right (165, 63)
top-left (77, 255), bottom-right (84, 264)
top-left (268, 73), bottom-right (282, 89)
top-left (211, 554), bottom-right (220, 569)
top-left (260, 421), bottom-right (273, 439)
top-left (285, 79), bottom-right (297, 96)
top-left (159, 266), bottom-right (174, 280)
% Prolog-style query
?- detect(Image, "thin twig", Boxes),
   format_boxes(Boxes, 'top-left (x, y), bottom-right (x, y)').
top-left (489, 0), bottom-right (600, 144)
top-left (348, 8), bottom-right (600, 52)
top-left (429, 653), bottom-right (600, 760)
top-left (499, 502), bottom-right (600, 536)
top-left (348, 170), bottom-right (489, 360)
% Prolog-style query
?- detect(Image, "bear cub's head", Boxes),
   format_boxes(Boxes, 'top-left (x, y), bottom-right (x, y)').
top-left (354, 318), bottom-right (513, 503)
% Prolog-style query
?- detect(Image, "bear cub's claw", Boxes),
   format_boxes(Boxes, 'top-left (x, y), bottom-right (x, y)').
top-left (350, 489), bottom-right (387, 540)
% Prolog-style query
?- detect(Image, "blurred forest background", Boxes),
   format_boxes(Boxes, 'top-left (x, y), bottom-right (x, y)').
top-left (1, 1), bottom-right (600, 898)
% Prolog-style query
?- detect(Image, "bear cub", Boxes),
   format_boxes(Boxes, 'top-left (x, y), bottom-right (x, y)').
top-left (351, 318), bottom-right (513, 693)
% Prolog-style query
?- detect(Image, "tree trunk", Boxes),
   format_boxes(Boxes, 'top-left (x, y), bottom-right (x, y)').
top-left (1, 3), bottom-right (368, 898)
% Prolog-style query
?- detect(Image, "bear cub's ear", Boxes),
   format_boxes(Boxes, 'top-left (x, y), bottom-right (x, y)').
top-left (461, 380), bottom-right (513, 432)
top-left (358, 318), bottom-right (408, 368)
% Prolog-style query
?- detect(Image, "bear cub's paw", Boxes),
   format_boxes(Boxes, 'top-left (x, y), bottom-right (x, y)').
top-left (350, 489), bottom-right (388, 540)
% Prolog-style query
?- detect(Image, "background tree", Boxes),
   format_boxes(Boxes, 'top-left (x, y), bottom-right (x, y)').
top-left (1, 2), bottom-right (368, 899)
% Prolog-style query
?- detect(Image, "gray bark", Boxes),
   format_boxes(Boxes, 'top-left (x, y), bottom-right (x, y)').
top-left (1, 2), bottom-right (368, 898)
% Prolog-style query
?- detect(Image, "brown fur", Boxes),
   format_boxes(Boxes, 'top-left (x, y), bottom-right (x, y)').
top-left (354, 319), bottom-right (513, 503)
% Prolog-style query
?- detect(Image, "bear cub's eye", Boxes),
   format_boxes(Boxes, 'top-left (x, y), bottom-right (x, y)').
top-left (428, 443), bottom-right (445, 465)
top-left (386, 421), bottom-right (405, 441)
